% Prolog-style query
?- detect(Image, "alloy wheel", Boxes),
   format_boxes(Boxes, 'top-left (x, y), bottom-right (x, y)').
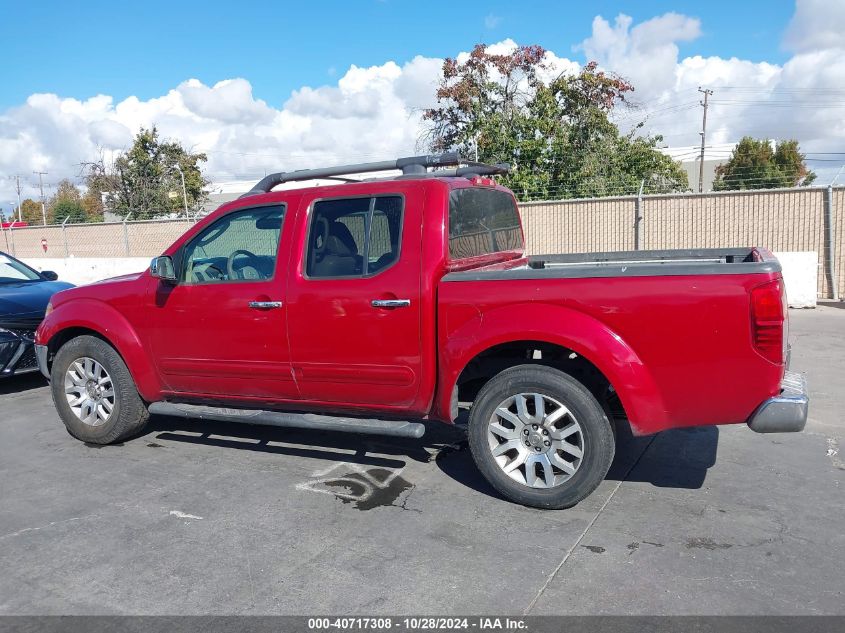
top-left (64, 357), bottom-right (116, 427)
top-left (486, 392), bottom-right (584, 488)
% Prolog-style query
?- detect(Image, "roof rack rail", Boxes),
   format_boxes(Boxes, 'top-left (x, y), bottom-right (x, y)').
top-left (240, 152), bottom-right (510, 197)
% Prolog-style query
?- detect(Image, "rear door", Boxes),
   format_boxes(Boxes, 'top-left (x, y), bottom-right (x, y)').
top-left (286, 190), bottom-right (423, 408)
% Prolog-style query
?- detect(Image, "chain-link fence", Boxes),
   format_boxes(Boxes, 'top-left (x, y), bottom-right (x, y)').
top-left (3, 186), bottom-right (843, 298)
top-left (1, 219), bottom-right (196, 259)
top-left (519, 185), bottom-right (843, 299)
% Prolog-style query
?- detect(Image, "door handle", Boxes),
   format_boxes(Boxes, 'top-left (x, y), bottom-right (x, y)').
top-left (371, 299), bottom-right (411, 308)
top-left (248, 301), bottom-right (283, 309)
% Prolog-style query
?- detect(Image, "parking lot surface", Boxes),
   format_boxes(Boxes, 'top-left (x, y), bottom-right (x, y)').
top-left (1, 307), bottom-right (843, 615)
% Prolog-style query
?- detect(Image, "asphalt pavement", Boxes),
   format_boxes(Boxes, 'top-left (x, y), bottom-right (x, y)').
top-left (0, 307), bottom-right (843, 615)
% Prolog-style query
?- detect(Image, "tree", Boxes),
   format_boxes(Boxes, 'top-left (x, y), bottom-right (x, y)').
top-left (18, 199), bottom-right (44, 225)
top-left (42, 178), bottom-right (99, 224)
top-left (423, 45), bottom-right (688, 199)
top-left (51, 199), bottom-right (87, 224)
top-left (713, 137), bottom-right (816, 191)
top-left (84, 127), bottom-right (209, 219)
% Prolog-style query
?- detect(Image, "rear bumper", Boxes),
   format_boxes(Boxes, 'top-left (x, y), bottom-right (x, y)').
top-left (35, 343), bottom-right (50, 380)
top-left (747, 370), bottom-right (808, 433)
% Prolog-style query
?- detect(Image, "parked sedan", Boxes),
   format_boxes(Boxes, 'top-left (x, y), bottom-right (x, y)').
top-left (0, 251), bottom-right (73, 378)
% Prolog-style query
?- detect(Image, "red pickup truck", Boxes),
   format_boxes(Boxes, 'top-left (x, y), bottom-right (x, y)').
top-left (35, 153), bottom-right (808, 509)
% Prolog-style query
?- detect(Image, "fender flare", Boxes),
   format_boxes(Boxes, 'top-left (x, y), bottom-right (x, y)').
top-left (38, 299), bottom-right (161, 402)
top-left (437, 302), bottom-right (667, 434)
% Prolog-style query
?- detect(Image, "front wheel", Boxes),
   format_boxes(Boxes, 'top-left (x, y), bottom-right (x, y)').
top-left (467, 365), bottom-right (615, 509)
top-left (50, 335), bottom-right (149, 444)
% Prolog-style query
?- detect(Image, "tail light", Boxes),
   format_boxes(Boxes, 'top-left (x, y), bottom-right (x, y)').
top-left (751, 279), bottom-right (787, 364)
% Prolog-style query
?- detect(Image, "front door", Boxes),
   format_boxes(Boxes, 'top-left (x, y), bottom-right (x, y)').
top-left (146, 203), bottom-right (298, 400)
top-left (286, 192), bottom-right (422, 408)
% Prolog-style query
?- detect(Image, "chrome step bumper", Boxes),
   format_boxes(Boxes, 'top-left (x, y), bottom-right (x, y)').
top-left (747, 371), bottom-right (808, 433)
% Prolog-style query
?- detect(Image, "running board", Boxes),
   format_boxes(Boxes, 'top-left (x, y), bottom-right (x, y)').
top-left (148, 402), bottom-right (426, 439)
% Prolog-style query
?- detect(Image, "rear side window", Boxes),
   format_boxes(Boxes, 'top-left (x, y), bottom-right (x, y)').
top-left (306, 195), bottom-right (403, 278)
top-left (448, 188), bottom-right (523, 259)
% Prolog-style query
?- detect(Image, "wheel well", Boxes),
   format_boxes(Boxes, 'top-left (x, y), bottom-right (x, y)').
top-left (46, 327), bottom-right (115, 370)
top-left (454, 341), bottom-right (626, 421)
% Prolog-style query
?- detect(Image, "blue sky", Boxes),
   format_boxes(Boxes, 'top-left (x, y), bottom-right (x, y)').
top-left (0, 0), bottom-right (796, 110)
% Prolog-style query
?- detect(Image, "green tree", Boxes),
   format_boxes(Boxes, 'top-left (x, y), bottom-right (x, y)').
top-left (51, 198), bottom-right (87, 224)
top-left (47, 179), bottom-right (87, 223)
top-left (85, 127), bottom-right (209, 219)
top-left (713, 137), bottom-right (816, 191)
top-left (423, 45), bottom-right (687, 199)
top-left (43, 178), bottom-right (102, 224)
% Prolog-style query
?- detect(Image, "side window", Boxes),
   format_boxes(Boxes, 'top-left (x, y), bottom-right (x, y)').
top-left (368, 197), bottom-right (402, 273)
top-left (181, 205), bottom-right (285, 284)
top-left (306, 195), bottom-right (403, 279)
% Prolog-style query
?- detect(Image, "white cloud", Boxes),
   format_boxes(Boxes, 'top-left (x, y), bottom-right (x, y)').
top-left (579, 9), bottom-right (845, 179)
top-left (579, 12), bottom-right (701, 98)
top-left (2, 3), bottom-right (845, 206)
top-left (783, 0), bottom-right (845, 53)
top-left (0, 58), bottom-right (445, 203)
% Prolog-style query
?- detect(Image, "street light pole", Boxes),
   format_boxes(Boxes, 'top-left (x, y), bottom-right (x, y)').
top-left (33, 171), bottom-right (48, 225)
top-left (169, 165), bottom-right (188, 217)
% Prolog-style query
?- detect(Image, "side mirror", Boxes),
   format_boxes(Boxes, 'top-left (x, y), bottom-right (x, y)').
top-left (41, 270), bottom-right (59, 281)
top-left (150, 256), bottom-right (177, 283)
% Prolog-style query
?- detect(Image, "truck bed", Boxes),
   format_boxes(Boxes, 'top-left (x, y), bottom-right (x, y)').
top-left (443, 248), bottom-right (780, 281)
top-left (436, 246), bottom-right (785, 434)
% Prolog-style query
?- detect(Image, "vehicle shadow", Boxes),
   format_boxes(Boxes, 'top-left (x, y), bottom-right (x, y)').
top-left (434, 419), bottom-right (720, 502)
top-left (143, 414), bottom-right (465, 470)
top-left (139, 413), bottom-right (718, 502)
top-left (606, 422), bottom-right (719, 489)
top-left (0, 373), bottom-right (47, 396)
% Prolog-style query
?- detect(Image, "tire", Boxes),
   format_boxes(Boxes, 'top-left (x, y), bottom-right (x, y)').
top-left (50, 335), bottom-right (149, 444)
top-left (467, 364), bottom-right (615, 509)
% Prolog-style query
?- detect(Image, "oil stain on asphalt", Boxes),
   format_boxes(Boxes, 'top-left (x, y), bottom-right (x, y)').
top-left (297, 463), bottom-right (419, 512)
top-left (324, 468), bottom-right (416, 511)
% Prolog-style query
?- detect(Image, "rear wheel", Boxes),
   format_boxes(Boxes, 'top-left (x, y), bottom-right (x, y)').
top-left (467, 365), bottom-right (615, 509)
top-left (51, 335), bottom-right (149, 444)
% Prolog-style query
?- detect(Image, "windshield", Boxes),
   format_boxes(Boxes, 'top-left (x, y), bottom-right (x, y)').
top-left (0, 253), bottom-right (41, 283)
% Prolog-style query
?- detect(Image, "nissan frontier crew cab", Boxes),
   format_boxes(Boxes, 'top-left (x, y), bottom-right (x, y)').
top-left (35, 153), bottom-right (808, 509)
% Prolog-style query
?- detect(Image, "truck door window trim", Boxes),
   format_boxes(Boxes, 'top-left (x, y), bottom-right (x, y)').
top-left (302, 193), bottom-right (405, 281)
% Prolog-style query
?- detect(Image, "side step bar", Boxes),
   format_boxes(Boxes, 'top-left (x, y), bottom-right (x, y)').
top-left (148, 402), bottom-right (426, 439)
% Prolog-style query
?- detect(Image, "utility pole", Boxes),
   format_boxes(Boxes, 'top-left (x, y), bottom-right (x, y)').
top-left (697, 87), bottom-right (713, 193)
top-left (14, 175), bottom-right (23, 222)
top-left (33, 171), bottom-right (48, 225)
